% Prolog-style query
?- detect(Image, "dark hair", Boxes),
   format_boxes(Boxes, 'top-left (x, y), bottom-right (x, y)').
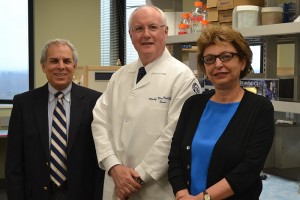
top-left (197, 25), bottom-right (252, 79)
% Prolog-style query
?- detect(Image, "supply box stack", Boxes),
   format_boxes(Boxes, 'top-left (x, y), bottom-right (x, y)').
top-left (166, 0), bottom-right (297, 35)
top-left (206, 0), bottom-right (265, 27)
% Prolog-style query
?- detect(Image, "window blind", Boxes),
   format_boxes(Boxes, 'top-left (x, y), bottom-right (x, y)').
top-left (100, 0), bottom-right (145, 66)
top-left (125, 0), bottom-right (146, 64)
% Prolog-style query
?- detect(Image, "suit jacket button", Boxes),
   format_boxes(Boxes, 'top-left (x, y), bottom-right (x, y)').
top-left (186, 146), bottom-right (190, 150)
top-left (43, 186), bottom-right (48, 191)
top-left (46, 162), bottom-right (49, 166)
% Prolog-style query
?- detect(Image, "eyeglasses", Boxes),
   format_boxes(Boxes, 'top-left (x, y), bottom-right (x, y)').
top-left (130, 24), bottom-right (166, 33)
top-left (202, 52), bottom-right (240, 64)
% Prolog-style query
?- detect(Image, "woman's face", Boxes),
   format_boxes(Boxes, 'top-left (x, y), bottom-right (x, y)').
top-left (203, 42), bottom-right (246, 90)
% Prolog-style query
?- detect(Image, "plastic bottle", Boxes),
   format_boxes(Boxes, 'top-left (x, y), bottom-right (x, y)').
top-left (181, 13), bottom-right (191, 33)
top-left (178, 23), bottom-right (188, 35)
top-left (203, 4), bottom-right (208, 20)
top-left (201, 19), bottom-right (209, 28)
top-left (190, 1), bottom-right (205, 33)
top-left (282, 2), bottom-right (297, 23)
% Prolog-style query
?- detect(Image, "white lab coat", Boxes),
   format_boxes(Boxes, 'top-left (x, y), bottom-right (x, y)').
top-left (92, 48), bottom-right (201, 200)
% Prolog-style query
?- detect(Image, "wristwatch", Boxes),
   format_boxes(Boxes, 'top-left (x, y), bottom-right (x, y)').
top-left (203, 190), bottom-right (211, 200)
top-left (133, 177), bottom-right (144, 185)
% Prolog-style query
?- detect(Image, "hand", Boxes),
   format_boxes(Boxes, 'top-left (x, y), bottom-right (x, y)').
top-left (177, 194), bottom-right (203, 200)
top-left (115, 186), bottom-right (129, 200)
top-left (110, 165), bottom-right (143, 199)
top-left (176, 189), bottom-right (189, 200)
top-left (176, 189), bottom-right (203, 200)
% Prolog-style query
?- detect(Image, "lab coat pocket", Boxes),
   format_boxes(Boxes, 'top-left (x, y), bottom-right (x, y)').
top-left (146, 107), bottom-right (167, 136)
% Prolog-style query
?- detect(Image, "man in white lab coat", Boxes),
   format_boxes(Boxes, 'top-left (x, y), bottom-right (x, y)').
top-left (92, 5), bottom-right (201, 200)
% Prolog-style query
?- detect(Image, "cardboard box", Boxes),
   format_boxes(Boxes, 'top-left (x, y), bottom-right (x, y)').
top-left (207, 0), bottom-right (218, 8)
top-left (220, 22), bottom-right (232, 27)
top-left (234, 0), bottom-right (265, 7)
top-left (217, 0), bottom-right (265, 10)
top-left (217, 0), bottom-right (234, 10)
top-left (208, 21), bottom-right (221, 26)
top-left (219, 9), bottom-right (233, 22)
top-left (207, 8), bottom-right (218, 21)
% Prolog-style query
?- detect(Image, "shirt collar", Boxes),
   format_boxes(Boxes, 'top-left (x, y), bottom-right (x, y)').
top-left (48, 83), bottom-right (72, 103)
top-left (136, 60), bottom-right (150, 73)
top-left (137, 47), bottom-right (170, 73)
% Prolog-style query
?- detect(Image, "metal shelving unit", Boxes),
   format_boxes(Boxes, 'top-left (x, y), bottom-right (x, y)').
top-left (167, 22), bottom-right (300, 44)
top-left (166, 22), bottom-right (300, 103)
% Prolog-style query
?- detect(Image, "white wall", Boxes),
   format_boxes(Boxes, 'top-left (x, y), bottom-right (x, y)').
top-left (34, 0), bottom-right (100, 88)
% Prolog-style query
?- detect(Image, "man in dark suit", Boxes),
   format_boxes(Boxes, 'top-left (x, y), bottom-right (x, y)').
top-left (5, 39), bottom-right (104, 200)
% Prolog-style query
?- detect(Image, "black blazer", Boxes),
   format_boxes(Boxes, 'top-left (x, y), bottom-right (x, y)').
top-left (168, 90), bottom-right (274, 199)
top-left (5, 83), bottom-right (104, 200)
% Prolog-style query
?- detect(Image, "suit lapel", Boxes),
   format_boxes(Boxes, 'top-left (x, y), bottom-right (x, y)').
top-left (34, 84), bottom-right (51, 160)
top-left (68, 84), bottom-right (84, 154)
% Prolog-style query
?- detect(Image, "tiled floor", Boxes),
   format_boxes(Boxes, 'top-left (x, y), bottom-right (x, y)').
top-left (0, 175), bottom-right (299, 199)
top-left (260, 174), bottom-right (300, 200)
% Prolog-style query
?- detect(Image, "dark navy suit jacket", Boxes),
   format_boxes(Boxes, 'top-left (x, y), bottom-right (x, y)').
top-left (5, 83), bottom-right (104, 200)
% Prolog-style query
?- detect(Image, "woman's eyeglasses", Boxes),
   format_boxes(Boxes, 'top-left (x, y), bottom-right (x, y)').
top-left (202, 52), bottom-right (240, 64)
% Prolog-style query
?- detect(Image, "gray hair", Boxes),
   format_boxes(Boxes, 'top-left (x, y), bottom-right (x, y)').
top-left (128, 5), bottom-right (167, 29)
top-left (40, 39), bottom-right (78, 65)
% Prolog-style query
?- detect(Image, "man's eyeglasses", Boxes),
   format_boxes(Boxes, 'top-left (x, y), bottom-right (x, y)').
top-left (130, 24), bottom-right (166, 33)
top-left (202, 52), bottom-right (240, 64)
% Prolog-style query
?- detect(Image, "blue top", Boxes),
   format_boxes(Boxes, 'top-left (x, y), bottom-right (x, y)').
top-left (191, 100), bottom-right (239, 195)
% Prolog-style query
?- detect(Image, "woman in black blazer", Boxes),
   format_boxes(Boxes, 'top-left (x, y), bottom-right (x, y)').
top-left (168, 25), bottom-right (274, 200)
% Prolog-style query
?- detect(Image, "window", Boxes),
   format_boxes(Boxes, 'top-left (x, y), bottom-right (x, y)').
top-left (125, 0), bottom-right (146, 64)
top-left (100, 0), bottom-right (145, 66)
top-left (250, 45), bottom-right (262, 73)
top-left (100, 0), bottom-right (125, 66)
top-left (0, 0), bottom-right (34, 104)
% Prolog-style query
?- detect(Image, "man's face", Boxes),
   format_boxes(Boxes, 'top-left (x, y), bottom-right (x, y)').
top-left (129, 7), bottom-right (168, 65)
top-left (41, 43), bottom-right (76, 91)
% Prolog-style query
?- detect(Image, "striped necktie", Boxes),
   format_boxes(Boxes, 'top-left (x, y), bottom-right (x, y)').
top-left (136, 67), bottom-right (146, 83)
top-left (50, 91), bottom-right (67, 186)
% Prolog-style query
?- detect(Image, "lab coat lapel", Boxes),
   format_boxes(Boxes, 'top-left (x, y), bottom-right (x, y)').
top-left (135, 73), bottom-right (151, 89)
top-left (133, 48), bottom-right (170, 89)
